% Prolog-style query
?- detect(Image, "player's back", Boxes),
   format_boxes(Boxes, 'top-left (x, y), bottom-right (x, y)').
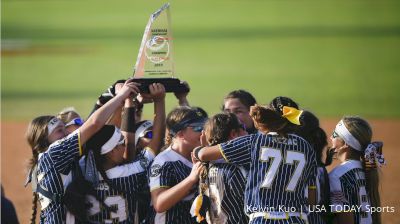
top-left (207, 163), bottom-right (249, 224)
top-left (84, 150), bottom-right (154, 224)
top-left (246, 133), bottom-right (317, 214)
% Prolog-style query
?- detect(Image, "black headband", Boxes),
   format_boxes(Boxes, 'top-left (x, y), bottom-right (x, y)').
top-left (169, 110), bottom-right (207, 136)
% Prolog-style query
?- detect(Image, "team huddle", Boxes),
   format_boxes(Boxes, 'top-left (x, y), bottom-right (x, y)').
top-left (25, 79), bottom-right (386, 224)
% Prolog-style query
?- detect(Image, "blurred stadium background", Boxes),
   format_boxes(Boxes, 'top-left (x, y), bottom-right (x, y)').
top-left (2, 0), bottom-right (400, 120)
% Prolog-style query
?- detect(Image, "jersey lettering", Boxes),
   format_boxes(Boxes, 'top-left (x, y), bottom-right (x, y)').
top-left (87, 194), bottom-right (128, 223)
top-left (260, 147), bottom-right (306, 191)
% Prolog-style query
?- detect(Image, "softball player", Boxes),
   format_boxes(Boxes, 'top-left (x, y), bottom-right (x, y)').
top-left (196, 105), bottom-right (317, 224)
top-left (57, 107), bottom-right (84, 135)
top-left (81, 83), bottom-right (166, 223)
top-left (222, 90), bottom-right (257, 134)
top-left (25, 80), bottom-right (140, 224)
top-left (296, 111), bottom-right (330, 224)
top-left (83, 125), bottom-right (154, 224)
top-left (148, 106), bottom-right (208, 224)
top-left (199, 112), bottom-right (249, 224)
top-left (329, 116), bottom-right (385, 224)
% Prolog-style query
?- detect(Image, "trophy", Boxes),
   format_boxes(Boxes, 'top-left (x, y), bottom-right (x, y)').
top-left (132, 3), bottom-right (189, 93)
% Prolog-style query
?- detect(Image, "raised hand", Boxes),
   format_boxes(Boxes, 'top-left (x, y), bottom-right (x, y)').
top-left (141, 83), bottom-right (166, 102)
top-left (118, 79), bottom-right (141, 99)
top-left (188, 161), bottom-right (204, 183)
top-left (174, 81), bottom-right (190, 106)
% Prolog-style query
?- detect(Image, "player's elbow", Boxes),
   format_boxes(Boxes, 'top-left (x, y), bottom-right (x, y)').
top-left (197, 149), bottom-right (206, 161)
top-left (153, 202), bottom-right (168, 213)
top-left (84, 116), bottom-right (103, 132)
top-left (197, 146), bottom-right (222, 161)
top-left (151, 192), bottom-right (169, 213)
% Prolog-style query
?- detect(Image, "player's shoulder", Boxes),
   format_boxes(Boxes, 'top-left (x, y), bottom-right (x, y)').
top-left (210, 163), bottom-right (237, 175)
top-left (329, 160), bottom-right (363, 190)
top-left (152, 147), bottom-right (192, 168)
top-left (211, 163), bottom-right (247, 181)
top-left (47, 131), bottom-right (79, 152)
top-left (330, 160), bottom-right (362, 178)
top-left (288, 133), bottom-right (313, 147)
top-left (224, 133), bottom-right (257, 145)
top-left (152, 147), bottom-right (173, 165)
top-left (211, 163), bottom-right (241, 172)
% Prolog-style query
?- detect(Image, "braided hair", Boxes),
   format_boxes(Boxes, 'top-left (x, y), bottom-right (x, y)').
top-left (25, 115), bottom-right (55, 224)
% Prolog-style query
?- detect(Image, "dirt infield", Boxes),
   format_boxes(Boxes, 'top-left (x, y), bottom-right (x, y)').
top-left (2, 119), bottom-right (399, 223)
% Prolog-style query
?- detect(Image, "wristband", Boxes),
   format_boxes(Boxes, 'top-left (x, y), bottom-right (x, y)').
top-left (120, 107), bottom-right (136, 132)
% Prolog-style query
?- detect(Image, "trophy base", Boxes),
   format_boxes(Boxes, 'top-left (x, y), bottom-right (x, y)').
top-left (132, 78), bottom-right (189, 93)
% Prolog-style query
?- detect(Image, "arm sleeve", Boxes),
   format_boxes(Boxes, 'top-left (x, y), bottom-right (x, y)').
top-left (219, 134), bottom-right (253, 166)
top-left (48, 131), bottom-right (81, 174)
top-left (149, 162), bottom-right (174, 192)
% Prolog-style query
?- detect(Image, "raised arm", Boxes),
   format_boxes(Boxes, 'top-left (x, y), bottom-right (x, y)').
top-left (87, 79), bottom-right (126, 118)
top-left (79, 80), bottom-right (140, 146)
top-left (140, 83), bottom-right (166, 155)
top-left (174, 81), bottom-right (190, 106)
top-left (195, 145), bottom-right (223, 162)
top-left (121, 97), bottom-right (138, 161)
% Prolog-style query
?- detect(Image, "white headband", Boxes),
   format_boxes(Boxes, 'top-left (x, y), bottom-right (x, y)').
top-left (101, 127), bottom-right (122, 155)
top-left (335, 120), bottom-right (362, 151)
top-left (48, 118), bottom-right (62, 136)
top-left (135, 120), bottom-right (153, 146)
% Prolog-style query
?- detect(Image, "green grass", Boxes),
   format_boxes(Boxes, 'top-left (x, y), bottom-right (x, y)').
top-left (2, 0), bottom-right (400, 120)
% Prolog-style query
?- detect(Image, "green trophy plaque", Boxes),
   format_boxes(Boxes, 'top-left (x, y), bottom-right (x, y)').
top-left (132, 3), bottom-right (189, 93)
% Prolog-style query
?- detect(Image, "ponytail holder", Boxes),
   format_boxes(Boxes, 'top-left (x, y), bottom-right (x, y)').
top-left (190, 163), bottom-right (210, 223)
top-left (282, 106), bottom-right (303, 125)
top-left (190, 193), bottom-right (210, 223)
top-left (364, 141), bottom-right (386, 170)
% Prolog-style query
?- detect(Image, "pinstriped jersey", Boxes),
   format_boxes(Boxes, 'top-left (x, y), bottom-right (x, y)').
top-left (148, 147), bottom-right (197, 224)
top-left (37, 131), bottom-right (81, 224)
top-left (219, 132), bottom-right (317, 215)
top-left (329, 160), bottom-right (372, 224)
top-left (206, 163), bottom-right (249, 224)
top-left (307, 166), bottom-right (329, 224)
top-left (84, 149), bottom-right (155, 224)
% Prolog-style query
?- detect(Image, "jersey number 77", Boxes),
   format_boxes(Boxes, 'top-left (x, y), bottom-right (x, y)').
top-left (260, 147), bottom-right (306, 191)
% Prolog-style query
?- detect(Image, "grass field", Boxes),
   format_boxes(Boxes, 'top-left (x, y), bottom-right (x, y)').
top-left (2, 0), bottom-right (400, 120)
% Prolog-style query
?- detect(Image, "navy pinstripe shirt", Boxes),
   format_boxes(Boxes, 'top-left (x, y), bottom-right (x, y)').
top-left (307, 166), bottom-right (329, 224)
top-left (329, 160), bottom-right (372, 224)
top-left (37, 131), bottom-right (81, 224)
top-left (84, 149), bottom-right (155, 223)
top-left (148, 147), bottom-right (197, 224)
top-left (219, 132), bottom-right (317, 216)
top-left (207, 163), bottom-right (249, 224)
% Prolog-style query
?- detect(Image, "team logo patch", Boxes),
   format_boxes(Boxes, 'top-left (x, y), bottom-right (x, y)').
top-left (150, 164), bottom-right (161, 177)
